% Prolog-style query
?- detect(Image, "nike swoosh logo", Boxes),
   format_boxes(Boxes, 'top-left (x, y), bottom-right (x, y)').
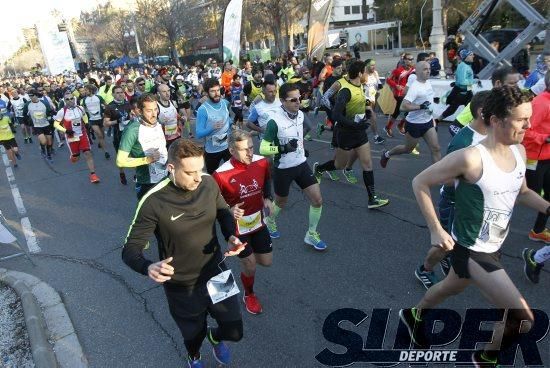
top-left (171, 213), bottom-right (185, 221)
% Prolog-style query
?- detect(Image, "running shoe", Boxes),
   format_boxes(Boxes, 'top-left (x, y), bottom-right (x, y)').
top-left (243, 294), bottom-right (263, 314)
top-left (383, 126), bottom-right (393, 138)
top-left (13, 164), bottom-right (18, 168)
top-left (397, 121), bottom-right (406, 135)
top-left (342, 169), bottom-right (358, 184)
top-left (312, 162), bottom-right (323, 184)
top-left (41, 151), bottom-right (46, 159)
top-left (207, 328), bottom-right (231, 365)
top-left (304, 230), bottom-right (327, 251)
top-left (15, 152), bottom-right (21, 160)
top-left (120, 172), bottom-right (128, 185)
top-left (304, 132), bottom-right (312, 141)
top-left (105, 152), bottom-right (111, 160)
top-left (380, 150), bottom-right (390, 168)
top-left (58, 141), bottom-right (65, 148)
top-left (46, 156), bottom-right (53, 164)
top-left (411, 147), bottom-right (420, 155)
top-left (399, 308), bottom-right (429, 348)
top-left (326, 170), bottom-right (339, 181)
top-left (522, 248), bottom-right (543, 284)
top-left (528, 229), bottom-right (550, 243)
top-left (316, 122), bottom-right (325, 137)
top-left (265, 217), bottom-right (280, 239)
top-left (187, 356), bottom-right (204, 368)
top-left (415, 265), bottom-right (439, 289)
top-left (471, 350), bottom-right (498, 368)
top-left (28, 137), bottom-right (33, 143)
top-left (90, 173), bottom-right (100, 184)
top-left (24, 138), bottom-right (29, 144)
top-left (373, 135), bottom-right (385, 144)
top-left (440, 256), bottom-right (451, 277)
top-left (368, 196), bottom-right (389, 209)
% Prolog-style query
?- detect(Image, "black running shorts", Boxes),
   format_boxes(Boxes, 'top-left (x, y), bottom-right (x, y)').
top-left (273, 161), bottom-right (317, 197)
top-left (405, 120), bottom-right (435, 139)
top-left (0, 138), bottom-right (17, 150)
top-left (450, 244), bottom-right (503, 279)
top-left (237, 226), bottom-right (272, 258)
top-left (33, 126), bottom-right (53, 136)
top-left (336, 128), bottom-right (369, 151)
top-left (90, 119), bottom-right (104, 127)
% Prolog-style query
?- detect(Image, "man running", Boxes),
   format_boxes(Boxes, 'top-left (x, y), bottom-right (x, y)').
top-left (414, 91), bottom-right (491, 289)
top-left (53, 92), bottom-right (100, 183)
top-left (104, 85), bottom-right (132, 184)
top-left (213, 130), bottom-right (273, 315)
top-left (259, 83), bottom-right (327, 250)
top-left (9, 88), bottom-right (31, 143)
top-left (122, 138), bottom-right (245, 368)
top-left (384, 53), bottom-right (415, 137)
top-left (380, 61), bottom-right (441, 168)
top-left (23, 89), bottom-right (54, 162)
top-left (0, 104), bottom-right (21, 168)
top-left (313, 60), bottom-right (389, 209)
top-left (82, 84), bottom-right (110, 159)
top-left (522, 71), bottom-right (550, 284)
top-left (196, 78), bottom-right (232, 174)
top-left (363, 59), bottom-right (385, 144)
top-left (157, 84), bottom-right (182, 148)
top-left (402, 85), bottom-right (544, 367)
top-left (117, 93), bottom-right (167, 199)
top-left (245, 76), bottom-right (281, 138)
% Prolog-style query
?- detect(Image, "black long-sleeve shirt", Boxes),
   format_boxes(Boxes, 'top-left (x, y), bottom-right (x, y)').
top-left (122, 175), bottom-right (235, 288)
top-left (333, 89), bottom-right (369, 132)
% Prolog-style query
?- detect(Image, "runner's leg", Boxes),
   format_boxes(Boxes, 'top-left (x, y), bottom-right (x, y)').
top-left (421, 126), bottom-right (442, 163)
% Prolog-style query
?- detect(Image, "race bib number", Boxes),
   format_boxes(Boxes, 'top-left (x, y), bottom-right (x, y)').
top-left (164, 123), bottom-right (178, 136)
top-left (33, 111), bottom-right (45, 119)
top-left (300, 99), bottom-right (310, 108)
top-left (67, 134), bottom-right (80, 143)
top-left (237, 210), bottom-right (263, 235)
top-left (233, 99), bottom-right (242, 108)
top-left (119, 119), bottom-right (130, 131)
top-left (212, 133), bottom-right (228, 147)
top-left (526, 159), bottom-right (538, 171)
top-left (206, 270), bottom-right (239, 304)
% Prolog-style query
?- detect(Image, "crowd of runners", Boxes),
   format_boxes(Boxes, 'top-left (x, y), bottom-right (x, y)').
top-left (1, 48), bottom-right (550, 367)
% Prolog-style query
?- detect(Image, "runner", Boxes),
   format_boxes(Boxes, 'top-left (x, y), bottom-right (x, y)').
top-left (122, 138), bottom-right (244, 368)
top-left (157, 84), bottom-right (182, 148)
top-left (384, 52), bottom-right (415, 137)
top-left (213, 130), bottom-right (273, 315)
top-left (53, 92), bottom-right (100, 183)
top-left (438, 49), bottom-right (475, 121)
top-left (117, 93), bottom-right (167, 199)
top-left (363, 59), bottom-right (385, 145)
top-left (259, 83), bottom-right (327, 250)
top-left (245, 76), bottom-right (281, 138)
top-left (521, 72), bottom-right (550, 284)
top-left (23, 89), bottom-right (54, 163)
top-left (380, 61), bottom-right (441, 168)
top-left (402, 85), bottom-right (543, 367)
top-left (104, 85), bottom-right (132, 184)
top-left (229, 74), bottom-right (244, 129)
top-left (313, 60), bottom-right (389, 209)
top-left (174, 75), bottom-right (192, 137)
top-left (0, 104), bottom-right (21, 168)
top-left (9, 88), bottom-right (31, 143)
top-left (195, 78), bottom-right (231, 174)
top-left (98, 75), bottom-right (114, 105)
top-left (414, 91), bottom-right (491, 289)
top-left (82, 84), bottom-right (110, 159)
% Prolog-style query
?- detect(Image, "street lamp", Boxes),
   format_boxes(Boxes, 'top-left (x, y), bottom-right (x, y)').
top-left (124, 15), bottom-right (144, 64)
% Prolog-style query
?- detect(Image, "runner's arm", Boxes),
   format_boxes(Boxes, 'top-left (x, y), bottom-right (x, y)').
top-left (194, 107), bottom-right (214, 138)
top-left (122, 200), bottom-right (158, 275)
top-left (332, 89), bottom-right (368, 129)
top-left (321, 81), bottom-right (341, 109)
top-left (116, 150), bottom-right (150, 168)
top-left (245, 105), bottom-right (263, 133)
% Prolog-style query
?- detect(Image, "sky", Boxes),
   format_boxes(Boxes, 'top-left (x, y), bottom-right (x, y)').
top-left (0, 0), bottom-right (105, 62)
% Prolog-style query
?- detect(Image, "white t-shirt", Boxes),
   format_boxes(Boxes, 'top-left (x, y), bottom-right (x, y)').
top-left (531, 75), bottom-right (546, 96)
top-left (406, 73), bottom-right (417, 87)
top-left (363, 73), bottom-right (380, 103)
top-left (55, 106), bottom-right (86, 137)
top-left (404, 80), bottom-right (434, 124)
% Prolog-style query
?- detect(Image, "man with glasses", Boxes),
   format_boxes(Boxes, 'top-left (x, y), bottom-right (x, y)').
top-left (259, 83), bottom-right (328, 250)
top-left (209, 60), bottom-right (222, 80)
top-left (384, 53), bottom-right (415, 137)
top-left (83, 84), bottom-right (109, 159)
top-left (246, 75), bottom-right (281, 139)
top-left (10, 88), bottom-right (31, 143)
top-left (23, 89), bottom-right (54, 162)
top-left (104, 85), bottom-right (132, 184)
top-left (196, 78), bottom-right (232, 174)
top-left (134, 77), bottom-right (147, 97)
top-left (53, 92), bottom-right (100, 183)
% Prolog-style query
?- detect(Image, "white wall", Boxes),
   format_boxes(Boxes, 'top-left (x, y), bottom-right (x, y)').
top-left (331, 0), bottom-right (363, 23)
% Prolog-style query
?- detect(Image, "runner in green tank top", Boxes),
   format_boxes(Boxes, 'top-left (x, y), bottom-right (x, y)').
top-left (402, 86), bottom-right (550, 367)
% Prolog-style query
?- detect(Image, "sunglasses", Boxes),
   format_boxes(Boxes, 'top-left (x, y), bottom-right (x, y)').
top-left (64, 97), bottom-right (74, 101)
top-left (405, 58), bottom-right (414, 61)
top-left (138, 83), bottom-right (145, 86)
top-left (285, 97), bottom-right (301, 103)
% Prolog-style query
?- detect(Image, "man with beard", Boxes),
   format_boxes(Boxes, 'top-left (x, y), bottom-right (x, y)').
top-left (104, 85), bottom-right (132, 184)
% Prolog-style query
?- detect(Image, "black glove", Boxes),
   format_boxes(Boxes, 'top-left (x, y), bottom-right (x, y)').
top-left (279, 139), bottom-right (298, 154)
top-left (419, 101), bottom-right (431, 110)
top-left (304, 149), bottom-right (310, 158)
top-left (65, 129), bottom-right (74, 137)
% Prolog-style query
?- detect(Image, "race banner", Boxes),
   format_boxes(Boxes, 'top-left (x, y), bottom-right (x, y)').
top-left (307, 0), bottom-right (333, 60)
top-left (36, 21), bottom-right (76, 75)
top-left (222, 0), bottom-right (243, 65)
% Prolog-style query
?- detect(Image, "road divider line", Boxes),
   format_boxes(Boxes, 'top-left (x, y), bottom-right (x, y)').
top-left (1, 147), bottom-right (40, 253)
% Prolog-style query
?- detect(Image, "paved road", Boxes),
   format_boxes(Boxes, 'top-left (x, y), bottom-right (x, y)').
top-left (0, 112), bottom-right (548, 367)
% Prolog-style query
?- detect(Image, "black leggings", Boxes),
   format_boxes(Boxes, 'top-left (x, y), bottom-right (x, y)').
top-left (205, 149), bottom-right (231, 174)
top-left (526, 159), bottom-right (550, 233)
top-left (391, 96), bottom-right (404, 119)
top-left (440, 87), bottom-right (472, 120)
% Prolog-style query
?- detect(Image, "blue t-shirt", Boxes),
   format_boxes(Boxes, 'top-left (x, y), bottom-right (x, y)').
top-left (195, 99), bottom-right (231, 153)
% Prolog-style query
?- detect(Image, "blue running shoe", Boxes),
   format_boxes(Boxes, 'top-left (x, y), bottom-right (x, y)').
top-left (187, 355), bottom-right (204, 368)
top-left (207, 328), bottom-right (231, 365)
top-left (304, 231), bottom-right (327, 251)
top-left (265, 217), bottom-right (280, 239)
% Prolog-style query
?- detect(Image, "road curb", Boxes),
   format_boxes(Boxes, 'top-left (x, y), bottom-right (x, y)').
top-left (0, 268), bottom-right (88, 368)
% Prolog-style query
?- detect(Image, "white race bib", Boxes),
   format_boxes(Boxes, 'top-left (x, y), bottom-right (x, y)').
top-left (236, 210), bottom-right (263, 235)
top-left (206, 270), bottom-right (239, 304)
top-left (212, 133), bottom-right (228, 147)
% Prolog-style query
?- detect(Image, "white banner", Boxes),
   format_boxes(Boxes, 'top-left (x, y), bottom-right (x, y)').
top-left (222, 0), bottom-right (243, 65)
top-left (36, 21), bottom-right (75, 75)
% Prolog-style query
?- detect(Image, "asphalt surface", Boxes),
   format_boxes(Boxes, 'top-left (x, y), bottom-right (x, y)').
top-left (0, 111), bottom-right (549, 367)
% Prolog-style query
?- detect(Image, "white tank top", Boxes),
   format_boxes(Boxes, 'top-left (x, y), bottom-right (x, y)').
top-left (157, 100), bottom-right (179, 139)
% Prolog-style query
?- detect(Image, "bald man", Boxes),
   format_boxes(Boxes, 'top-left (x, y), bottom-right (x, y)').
top-left (381, 61), bottom-right (441, 168)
